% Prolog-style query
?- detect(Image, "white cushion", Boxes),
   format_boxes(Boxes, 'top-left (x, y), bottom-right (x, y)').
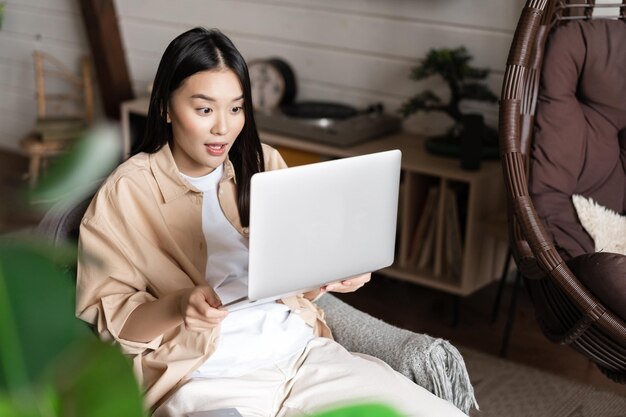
top-left (572, 194), bottom-right (626, 256)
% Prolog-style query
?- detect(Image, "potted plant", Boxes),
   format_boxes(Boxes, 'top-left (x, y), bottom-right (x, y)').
top-left (400, 47), bottom-right (499, 159)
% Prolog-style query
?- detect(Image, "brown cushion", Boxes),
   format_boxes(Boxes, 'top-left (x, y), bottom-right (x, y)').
top-left (567, 252), bottom-right (626, 322)
top-left (530, 20), bottom-right (626, 260)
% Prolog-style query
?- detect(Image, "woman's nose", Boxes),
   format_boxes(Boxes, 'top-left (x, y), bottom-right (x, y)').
top-left (211, 113), bottom-right (229, 136)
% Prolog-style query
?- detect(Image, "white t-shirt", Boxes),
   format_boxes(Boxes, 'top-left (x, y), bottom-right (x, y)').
top-left (180, 165), bottom-right (314, 378)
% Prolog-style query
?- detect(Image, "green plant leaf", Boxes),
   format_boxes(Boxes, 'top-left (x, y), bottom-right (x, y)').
top-left (0, 257), bottom-right (31, 402)
top-left (37, 380), bottom-right (62, 417)
top-left (459, 83), bottom-right (498, 103)
top-left (0, 243), bottom-right (90, 393)
top-left (462, 66), bottom-right (490, 80)
top-left (0, 385), bottom-right (57, 417)
top-left (403, 46), bottom-right (497, 123)
top-left (0, 241), bottom-right (143, 417)
top-left (0, 392), bottom-right (39, 417)
top-left (311, 403), bottom-right (405, 417)
top-left (1, 237), bottom-right (78, 273)
top-left (398, 91), bottom-right (444, 117)
top-left (54, 339), bottom-right (145, 417)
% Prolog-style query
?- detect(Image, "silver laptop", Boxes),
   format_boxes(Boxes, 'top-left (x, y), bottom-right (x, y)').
top-left (221, 149), bottom-right (402, 311)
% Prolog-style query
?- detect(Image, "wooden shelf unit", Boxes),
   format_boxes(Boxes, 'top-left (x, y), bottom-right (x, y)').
top-left (258, 130), bottom-right (508, 296)
top-left (120, 98), bottom-right (507, 296)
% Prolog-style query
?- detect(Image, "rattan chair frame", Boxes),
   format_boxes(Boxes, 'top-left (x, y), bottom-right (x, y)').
top-left (499, 0), bottom-right (626, 382)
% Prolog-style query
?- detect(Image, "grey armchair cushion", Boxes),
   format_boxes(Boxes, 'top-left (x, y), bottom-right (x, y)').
top-left (37, 195), bottom-right (92, 246)
top-left (317, 294), bottom-right (477, 414)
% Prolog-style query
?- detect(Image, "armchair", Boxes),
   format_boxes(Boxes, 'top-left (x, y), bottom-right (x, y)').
top-left (499, 0), bottom-right (626, 382)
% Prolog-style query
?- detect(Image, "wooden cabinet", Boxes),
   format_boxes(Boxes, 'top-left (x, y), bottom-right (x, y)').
top-left (121, 98), bottom-right (507, 296)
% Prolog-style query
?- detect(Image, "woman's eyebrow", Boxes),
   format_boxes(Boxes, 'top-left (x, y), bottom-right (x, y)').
top-left (190, 94), bottom-right (244, 102)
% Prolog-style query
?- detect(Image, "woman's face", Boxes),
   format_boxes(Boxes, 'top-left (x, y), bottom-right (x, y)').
top-left (168, 69), bottom-right (245, 177)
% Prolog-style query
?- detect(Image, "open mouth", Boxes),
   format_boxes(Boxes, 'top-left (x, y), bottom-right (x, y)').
top-left (205, 143), bottom-right (228, 156)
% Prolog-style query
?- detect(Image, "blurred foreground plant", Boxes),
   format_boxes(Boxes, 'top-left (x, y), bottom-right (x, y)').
top-left (0, 124), bottom-right (145, 417)
top-left (0, 242), bottom-right (146, 417)
top-left (313, 403), bottom-right (405, 417)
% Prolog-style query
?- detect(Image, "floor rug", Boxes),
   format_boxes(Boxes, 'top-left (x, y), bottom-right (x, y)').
top-left (459, 348), bottom-right (626, 417)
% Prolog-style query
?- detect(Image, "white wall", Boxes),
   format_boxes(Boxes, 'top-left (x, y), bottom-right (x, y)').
top-left (0, 0), bottom-right (525, 151)
top-left (0, 0), bottom-right (100, 152)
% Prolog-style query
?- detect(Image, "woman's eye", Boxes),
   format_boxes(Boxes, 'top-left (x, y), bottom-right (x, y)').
top-left (231, 106), bottom-right (243, 114)
top-left (197, 108), bottom-right (212, 115)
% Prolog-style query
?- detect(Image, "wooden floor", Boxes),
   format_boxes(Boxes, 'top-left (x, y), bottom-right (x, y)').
top-left (2, 148), bottom-right (625, 399)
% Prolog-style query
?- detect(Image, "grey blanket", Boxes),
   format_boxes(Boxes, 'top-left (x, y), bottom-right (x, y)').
top-left (317, 294), bottom-right (478, 414)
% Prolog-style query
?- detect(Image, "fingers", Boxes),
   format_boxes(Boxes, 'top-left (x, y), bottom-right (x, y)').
top-left (196, 302), bottom-right (229, 319)
top-left (184, 311), bottom-right (226, 331)
top-left (322, 272), bottom-right (372, 293)
top-left (324, 282), bottom-right (365, 293)
top-left (343, 272), bottom-right (372, 286)
top-left (199, 286), bottom-right (222, 308)
top-left (184, 304), bottom-right (228, 332)
top-left (181, 287), bottom-right (228, 332)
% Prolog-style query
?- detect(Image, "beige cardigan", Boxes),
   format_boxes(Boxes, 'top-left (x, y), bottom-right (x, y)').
top-left (76, 143), bottom-right (331, 409)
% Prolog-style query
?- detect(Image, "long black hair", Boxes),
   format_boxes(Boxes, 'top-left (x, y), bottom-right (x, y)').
top-left (134, 27), bottom-right (264, 227)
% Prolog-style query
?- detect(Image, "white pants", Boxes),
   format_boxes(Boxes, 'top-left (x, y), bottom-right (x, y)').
top-left (153, 337), bottom-right (467, 417)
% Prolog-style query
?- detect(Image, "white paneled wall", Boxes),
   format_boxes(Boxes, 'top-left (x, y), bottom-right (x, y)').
top-left (117, 0), bottom-right (523, 136)
top-left (0, 0), bottom-right (99, 151)
top-left (0, 0), bottom-right (524, 150)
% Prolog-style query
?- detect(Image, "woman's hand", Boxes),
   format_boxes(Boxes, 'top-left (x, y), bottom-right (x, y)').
top-left (179, 286), bottom-right (228, 332)
top-left (321, 272), bottom-right (372, 294)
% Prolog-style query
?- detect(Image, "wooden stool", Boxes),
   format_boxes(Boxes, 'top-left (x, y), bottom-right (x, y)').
top-left (20, 133), bottom-right (69, 187)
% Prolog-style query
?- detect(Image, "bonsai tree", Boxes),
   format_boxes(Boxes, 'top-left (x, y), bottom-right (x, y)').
top-left (400, 47), bottom-right (499, 156)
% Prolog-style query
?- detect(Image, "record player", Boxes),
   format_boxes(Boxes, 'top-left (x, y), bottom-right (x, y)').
top-left (254, 101), bottom-right (401, 148)
top-left (249, 58), bottom-right (401, 148)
